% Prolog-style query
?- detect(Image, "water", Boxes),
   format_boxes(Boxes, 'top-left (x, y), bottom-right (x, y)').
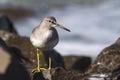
top-left (1, 0), bottom-right (120, 59)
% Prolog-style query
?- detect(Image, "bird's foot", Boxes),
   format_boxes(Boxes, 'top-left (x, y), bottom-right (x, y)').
top-left (32, 67), bottom-right (47, 73)
top-left (48, 66), bottom-right (51, 70)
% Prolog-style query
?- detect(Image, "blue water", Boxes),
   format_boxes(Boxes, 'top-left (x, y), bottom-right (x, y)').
top-left (1, 0), bottom-right (120, 59)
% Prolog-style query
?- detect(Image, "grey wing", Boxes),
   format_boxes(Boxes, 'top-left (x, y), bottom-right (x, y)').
top-left (45, 27), bottom-right (59, 49)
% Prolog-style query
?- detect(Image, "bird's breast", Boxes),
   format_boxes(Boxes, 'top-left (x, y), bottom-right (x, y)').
top-left (30, 30), bottom-right (51, 47)
top-left (30, 29), bottom-right (59, 50)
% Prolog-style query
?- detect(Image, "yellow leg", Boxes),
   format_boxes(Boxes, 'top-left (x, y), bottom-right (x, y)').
top-left (37, 49), bottom-right (40, 71)
top-left (32, 49), bottom-right (46, 73)
top-left (48, 57), bottom-right (52, 70)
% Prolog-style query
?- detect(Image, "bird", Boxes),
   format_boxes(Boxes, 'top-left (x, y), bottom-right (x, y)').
top-left (85, 38), bottom-right (120, 80)
top-left (30, 16), bottom-right (70, 73)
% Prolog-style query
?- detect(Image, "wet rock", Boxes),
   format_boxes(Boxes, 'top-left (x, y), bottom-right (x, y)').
top-left (0, 38), bottom-right (30, 80)
top-left (0, 14), bottom-right (18, 34)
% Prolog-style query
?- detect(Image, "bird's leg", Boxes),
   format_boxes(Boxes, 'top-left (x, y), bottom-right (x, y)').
top-left (48, 57), bottom-right (52, 70)
top-left (38, 49), bottom-right (47, 70)
top-left (37, 48), bottom-right (40, 71)
top-left (32, 49), bottom-right (46, 73)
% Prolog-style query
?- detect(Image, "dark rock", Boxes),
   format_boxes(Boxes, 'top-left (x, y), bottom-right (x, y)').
top-left (109, 67), bottom-right (120, 80)
top-left (0, 14), bottom-right (18, 34)
top-left (0, 38), bottom-right (30, 80)
top-left (51, 67), bottom-right (87, 80)
top-left (32, 69), bottom-right (51, 80)
top-left (86, 38), bottom-right (120, 80)
top-left (9, 46), bottom-right (31, 63)
top-left (0, 30), bottom-right (92, 80)
top-left (0, 30), bottom-right (37, 67)
top-left (43, 50), bottom-right (65, 69)
top-left (32, 72), bottom-right (45, 80)
top-left (0, 30), bottom-right (65, 74)
top-left (72, 56), bottom-right (91, 73)
top-left (63, 55), bottom-right (91, 73)
top-left (32, 67), bottom-right (88, 80)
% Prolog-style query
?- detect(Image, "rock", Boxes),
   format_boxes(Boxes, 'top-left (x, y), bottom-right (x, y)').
top-left (9, 46), bottom-right (31, 63)
top-left (32, 67), bottom-right (88, 80)
top-left (0, 38), bottom-right (30, 80)
top-left (43, 50), bottom-right (65, 69)
top-left (0, 30), bottom-right (65, 73)
top-left (63, 55), bottom-right (91, 73)
top-left (110, 67), bottom-right (120, 80)
top-left (51, 67), bottom-right (87, 80)
top-left (0, 30), bottom-right (92, 80)
top-left (0, 14), bottom-right (18, 34)
top-left (42, 70), bottom-right (52, 80)
top-left (0, 30), bottom-right (38, 70)
top-left (72, 56), bottom-right (91, 73)
top-left (86, 38), bottom-right (120, 80)
top-left (32, 72), bottom-right (46, 80)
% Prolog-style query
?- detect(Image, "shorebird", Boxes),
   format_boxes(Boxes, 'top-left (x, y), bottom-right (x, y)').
top-left (30, 16), bottom-right (70, 73)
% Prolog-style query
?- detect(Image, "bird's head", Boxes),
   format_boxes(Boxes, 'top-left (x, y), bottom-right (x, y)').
top-left (42, 16), bottom-right (70, 32)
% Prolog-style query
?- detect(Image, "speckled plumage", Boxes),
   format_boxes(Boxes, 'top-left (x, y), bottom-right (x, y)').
top-left (86, 38), bottom-right (120, 79)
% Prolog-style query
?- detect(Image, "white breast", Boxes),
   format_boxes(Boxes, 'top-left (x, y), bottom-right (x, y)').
top-left (30, 30), bottom-right (52, 48)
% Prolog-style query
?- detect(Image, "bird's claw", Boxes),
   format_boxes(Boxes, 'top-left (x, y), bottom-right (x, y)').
top-left (31, 68), bottom-right (47, 73)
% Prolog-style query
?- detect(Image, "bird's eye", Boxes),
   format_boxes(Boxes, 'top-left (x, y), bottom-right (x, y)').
top-left (49, 20), bottom-right (51, 22)
top-left (48, 20), bottom-right (54, 24)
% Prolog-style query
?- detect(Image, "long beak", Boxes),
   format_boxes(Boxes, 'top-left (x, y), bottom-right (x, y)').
top-left (53, 22), bottom-right (71, 32)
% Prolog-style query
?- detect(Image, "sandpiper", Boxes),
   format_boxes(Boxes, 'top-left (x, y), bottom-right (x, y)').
top-left (30, 16), bottom-right (70, 73)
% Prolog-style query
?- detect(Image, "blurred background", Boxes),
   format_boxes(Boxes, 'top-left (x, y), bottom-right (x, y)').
top-left (0, 0), bottom-right (120, 59)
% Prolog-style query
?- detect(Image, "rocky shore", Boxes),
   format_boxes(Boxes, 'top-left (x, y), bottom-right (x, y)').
top-left (0, 14), bottom-right (92, 80)
top-left (0, 30), bottom-right (92, 80)
top-left (0, 9), bottom-right (120, 80)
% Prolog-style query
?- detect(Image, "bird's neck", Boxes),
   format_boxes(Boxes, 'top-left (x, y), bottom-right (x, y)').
top-left (39, 22), bottom-right (50, 30)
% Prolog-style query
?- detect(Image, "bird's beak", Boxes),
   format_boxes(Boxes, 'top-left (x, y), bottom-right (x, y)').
top-left (53, 22), bottom-right (71, 32)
